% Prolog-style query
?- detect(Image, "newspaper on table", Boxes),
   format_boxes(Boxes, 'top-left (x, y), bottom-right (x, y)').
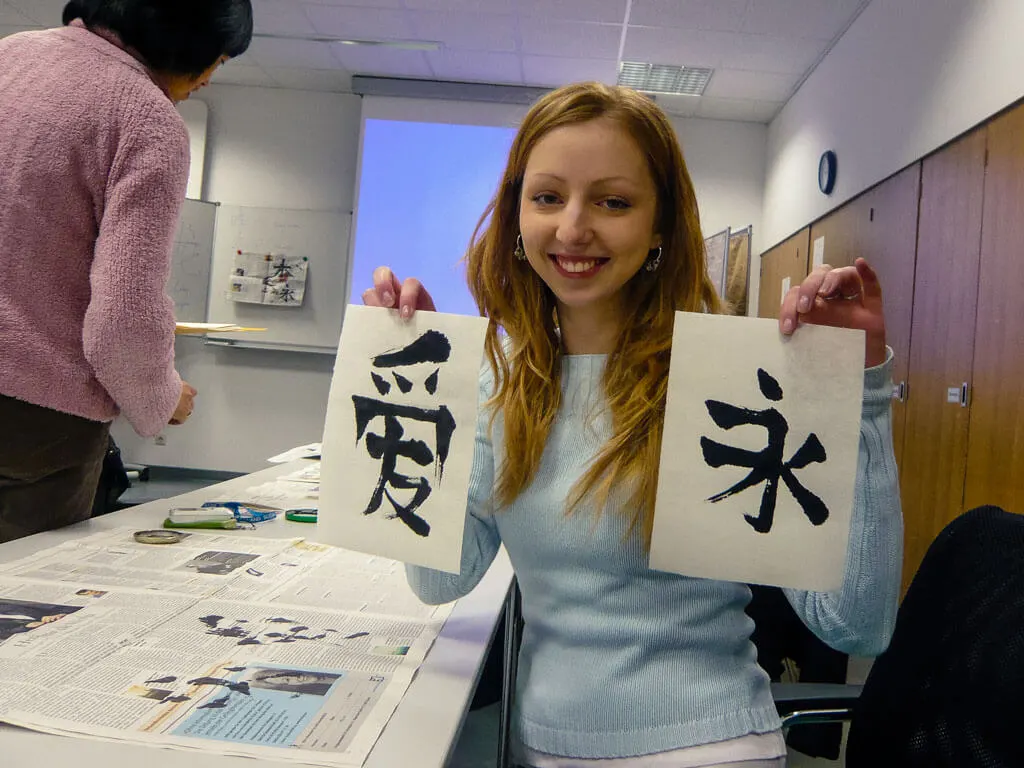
top-left (0, 527), bottom-right (452, 766)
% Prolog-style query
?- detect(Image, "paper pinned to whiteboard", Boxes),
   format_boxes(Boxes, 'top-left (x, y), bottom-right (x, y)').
top-left (226, 251), bottom-right (308, 306)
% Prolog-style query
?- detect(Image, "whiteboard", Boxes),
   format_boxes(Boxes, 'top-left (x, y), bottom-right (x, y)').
top-left (168, 199), bottom-right (216, 322)
top-left (205, 205), bottom-right (351, 352)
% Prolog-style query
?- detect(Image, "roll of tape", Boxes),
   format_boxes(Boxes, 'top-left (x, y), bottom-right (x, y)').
top-left (134, 530), bottom-right (186, 545)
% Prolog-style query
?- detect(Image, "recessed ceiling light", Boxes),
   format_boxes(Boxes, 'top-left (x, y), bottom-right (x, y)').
top-left (254, 33), bottom-right (441, 52)
top-left (617, 62), bottom-right (713, 96)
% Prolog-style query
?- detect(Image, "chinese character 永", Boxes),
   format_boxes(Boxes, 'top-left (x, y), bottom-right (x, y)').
top-left (700, 368), bottom-right (829, 534)
top-left (352, 330), bottom-right (456, 537)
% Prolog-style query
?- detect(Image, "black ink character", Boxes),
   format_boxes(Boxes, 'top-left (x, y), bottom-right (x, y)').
top-left (186, 677), bottom-right (251, 696)
top-left (199, 695), bottom-right (232, 710)
top-left (268, 283), bottom-right (298, 303)
top-left (701, 368), bottom-right (829, 534)
top-left (268, 257), bottom-right (296, 281)
top-left (352, 330), bottom-right (456, 537)
top-left (145, 675), bottom-right (178, 685)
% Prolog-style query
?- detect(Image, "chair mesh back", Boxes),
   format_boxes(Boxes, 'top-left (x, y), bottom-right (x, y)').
top-left (847, 506), bottom-right (1024, 767)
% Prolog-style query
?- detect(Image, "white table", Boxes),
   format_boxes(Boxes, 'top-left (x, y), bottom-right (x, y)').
top-left (0, 460), bottom-right (514, 767)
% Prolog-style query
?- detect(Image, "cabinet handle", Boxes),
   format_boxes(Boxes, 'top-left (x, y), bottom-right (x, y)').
top-left (960, 382), bottom-right (969, 408)
top-left (892, 381), bottom-right (906, 402)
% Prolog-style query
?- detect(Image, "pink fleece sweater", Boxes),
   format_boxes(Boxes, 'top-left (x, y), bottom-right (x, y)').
top-left (0, 23), bottom-right (188, 437)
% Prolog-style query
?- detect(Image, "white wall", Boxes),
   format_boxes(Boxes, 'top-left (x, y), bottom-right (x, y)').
top-left (762, 0), bottom-right (1024, 250)
top-left (670, 115), bottom-right (765, 256)
top-left (177, 100), bottom-right (208, 199)
top-left (113, 87), bottom-right (765, 473)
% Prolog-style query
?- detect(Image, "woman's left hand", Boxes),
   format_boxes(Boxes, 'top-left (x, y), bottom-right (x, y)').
top-left (779, 258), bottom-right (887, 368)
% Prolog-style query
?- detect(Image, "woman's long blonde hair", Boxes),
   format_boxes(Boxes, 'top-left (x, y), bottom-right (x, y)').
top-left (465, 82), bottom-right (722, 548)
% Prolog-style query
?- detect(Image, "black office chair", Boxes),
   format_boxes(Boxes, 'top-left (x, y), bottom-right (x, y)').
top-left (776, 505), bottom-right (1024, 767)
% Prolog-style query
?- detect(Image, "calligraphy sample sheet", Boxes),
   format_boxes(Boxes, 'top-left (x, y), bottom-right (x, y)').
top-left (319, 306), bottom-right (488, 572)
top-left (650, 312), bottom-right (866, 591)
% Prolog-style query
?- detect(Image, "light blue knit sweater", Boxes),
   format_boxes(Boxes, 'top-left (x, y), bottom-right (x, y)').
top-left (407, 352), bottom-right (903, 759)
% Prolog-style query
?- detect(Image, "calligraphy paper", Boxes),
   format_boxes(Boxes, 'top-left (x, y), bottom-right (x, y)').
top-left (319, 305), bottom-right (487, 572)
top-left (650, 312), bottom-right (865, 591)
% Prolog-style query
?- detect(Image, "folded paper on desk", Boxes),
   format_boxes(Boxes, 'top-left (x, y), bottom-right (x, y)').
top-left (213, 479), bottom-right (319, 511)
top-left (175, 322), bottom-right (267, 335)
top-left (268, 443), bottom-right (322, 463)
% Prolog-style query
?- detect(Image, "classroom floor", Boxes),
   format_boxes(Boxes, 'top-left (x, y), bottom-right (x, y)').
top-left (114, 466), bottom-right (243, 509)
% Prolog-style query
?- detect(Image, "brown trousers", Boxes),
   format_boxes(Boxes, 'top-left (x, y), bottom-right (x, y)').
top-left (0, 394), bottom-right (110, 543)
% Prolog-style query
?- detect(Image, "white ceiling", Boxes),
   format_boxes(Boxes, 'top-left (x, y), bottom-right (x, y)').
top-left (0, 0), bottom-right (871, 123)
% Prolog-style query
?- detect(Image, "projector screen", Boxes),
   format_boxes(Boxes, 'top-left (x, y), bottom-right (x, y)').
top-left (349, 117), bottom-right (517, 317)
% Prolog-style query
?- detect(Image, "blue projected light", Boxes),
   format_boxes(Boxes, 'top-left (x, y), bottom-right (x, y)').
top-left (350, 119), bottom-right (517, 317)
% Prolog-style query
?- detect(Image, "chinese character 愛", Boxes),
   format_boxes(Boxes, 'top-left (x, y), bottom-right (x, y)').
top-left (700, 368), bottom-right (829, 534)
top-left (352, 330), bottom-right (456, 537)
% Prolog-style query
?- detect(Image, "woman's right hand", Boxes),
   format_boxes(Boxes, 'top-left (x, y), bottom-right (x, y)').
top-left (361, 266), bottom-right (436, 319)
top-left (169, 381), bottom-right (197, 426)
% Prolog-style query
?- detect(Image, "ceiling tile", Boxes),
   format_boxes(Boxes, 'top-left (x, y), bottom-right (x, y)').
top-left (628, 0), bottom-right (749, 31)
top-left (694, 96), bottom-right (758, 122)
top-left (747, 100), bottom-right (784, 123)
top-left (652, 93), bottom-right (701, 117)
top-left (211, 64), bottom-right (278, 88)
top-left (0, 1), bottom-right (33, 25)
top-left (409, 10), bottom-right (517, 52)
top-left (519, 18), bottom-right (621, 59)
top-left (622, 27), bottom-right (729, 67)
top-left (718, 34), bottom-right (823, 75)
top-left (517, 0), bottom-right (627, 24)
top-left (5, 0), bottom-right (63, 26)
top-left (426, 49), bottom-right (522, 83)
top-left (703, 68), bottom-right (798, 102)
top-left (405, 0), bottom-right (516, 11)
top-left (264, 66), bottom-right (354, 92)
top-left (521, 55), bottom-right (617, 87)
top-left (331, 44), bottom-right (433, 78)
top-left (301, 0), bottom-right (404, 6)
top-left (741, 0), bottom-right (865, 40)
top-left (304, 4), bottom-right (415, 40)
top-left (228, 52), bottom-right (261, 68)
top-left (252, 0), bottom-right (317, 36)
top-left (246, 37), bottom-right (340, 69)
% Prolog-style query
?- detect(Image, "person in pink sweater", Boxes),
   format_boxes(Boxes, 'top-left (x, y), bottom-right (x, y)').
top-left (0, 0), bottom-right (253, 542)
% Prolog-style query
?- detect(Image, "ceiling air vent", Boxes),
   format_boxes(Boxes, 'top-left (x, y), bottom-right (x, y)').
top-left (617, 62), bottom-right (713, 96)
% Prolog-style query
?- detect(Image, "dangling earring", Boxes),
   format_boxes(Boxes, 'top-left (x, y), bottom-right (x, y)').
top-left (645, 246), bottom-right (663, 273)
top-left (514, 235), bottom-right (527, 262)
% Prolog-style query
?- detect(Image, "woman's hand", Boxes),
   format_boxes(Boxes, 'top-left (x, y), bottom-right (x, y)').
top-left (779, 258), bottom-right (887, 368)
top-left (169, 381), bottom-right (197, 425)
top-left (361, 266), bottom-right (436, 319)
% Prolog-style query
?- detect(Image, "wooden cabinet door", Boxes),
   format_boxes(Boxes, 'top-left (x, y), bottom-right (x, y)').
top-left (964, 105), bottom-right (1024, 514)
top-left (899, 130), bottom-right (986, 590)
top-left (810, 165), bottom-right (921, 467)
top-left (757, 228), bottom-right (810, 320)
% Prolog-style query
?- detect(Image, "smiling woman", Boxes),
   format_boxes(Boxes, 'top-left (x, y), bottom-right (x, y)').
top-left (0, 0), bottom-right (252, 543)
top-left (359, 80), bottom-right (903, 768)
